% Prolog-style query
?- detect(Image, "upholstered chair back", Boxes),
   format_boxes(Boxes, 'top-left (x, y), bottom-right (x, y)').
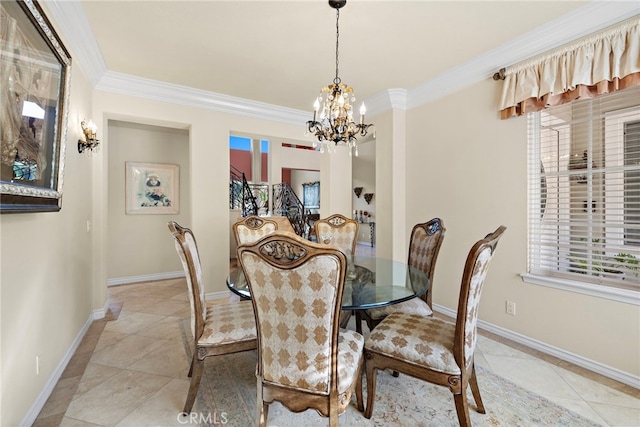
top-left (238, 232), bottom-right (345, 393)
top-left (313, 213), bottom-right (359, 255)
top-left (455, 226), bottom-right (506, 370)
top-left (233, 215), bottom-right (279, 246)
top-left (168, 222), bottom-right (206, 339)
top-left (408, 218), bottom-right (446, 308)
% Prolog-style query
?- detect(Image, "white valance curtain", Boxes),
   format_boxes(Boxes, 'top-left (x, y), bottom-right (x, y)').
top-left (499, 16), bottom-right (640, 119)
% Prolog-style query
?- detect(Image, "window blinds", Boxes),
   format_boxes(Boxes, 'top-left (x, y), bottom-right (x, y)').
top-left (528, 86), bottom-right (640, 291)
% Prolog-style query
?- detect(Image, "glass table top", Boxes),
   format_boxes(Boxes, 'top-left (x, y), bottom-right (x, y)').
top-left (226, 255), bottom-right (430, 310)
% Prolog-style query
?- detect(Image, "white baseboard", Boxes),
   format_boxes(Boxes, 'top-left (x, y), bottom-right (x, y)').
top-left (206, 291), bottom-right (234, 301)
top-left (433, 303), bottom-right (640, 389)
top-left (20, 315), bottom-right (94, 427)
top-left (107, 271), bottom-right (185, 286)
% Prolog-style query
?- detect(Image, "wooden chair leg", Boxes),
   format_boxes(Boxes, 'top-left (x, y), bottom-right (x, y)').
top-left (187, 353), bottom-right (196, 378)
top-left (183, 358), bottom-right (203, 413)
top-left (364, 358), bottom-right (378, 419)
top-left (453, 390), bottom-right (472, 427)
top-left (339, 309), bottom-right (352, 329)
top-left (468, 363), bottom-right (486, 413)
top-left (355, 359), bottom-right (364, 412)
top-left (355, 312), bottom-right (363, 335)
top-left (329, 401), bottom-right (338, 427)
top-left (257, 378), bottom-right (268, 427)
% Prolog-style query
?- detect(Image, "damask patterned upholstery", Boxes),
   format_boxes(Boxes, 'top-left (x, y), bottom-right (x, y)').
top-left (363, 226), bottom-right (506, 427)
top-left (356, 218), bottom-right (445, 334)
top-left (233, 215), bottom-right (279, 246)
top-left (313, 213), bottom-right (359, 255)
top-left (168, 221), bottom-right (257, 413)
top-left (238, 231), bottom-right (364, 426)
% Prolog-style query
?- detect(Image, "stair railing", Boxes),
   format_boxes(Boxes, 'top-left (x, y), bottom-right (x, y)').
top-left (272, 183), bottom-right (308, 237)
top-left (230, 165), bottom-right (258, 217)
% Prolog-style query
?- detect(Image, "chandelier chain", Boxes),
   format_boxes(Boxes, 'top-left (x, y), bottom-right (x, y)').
top-left (334, 9), bottom-right (340, 85)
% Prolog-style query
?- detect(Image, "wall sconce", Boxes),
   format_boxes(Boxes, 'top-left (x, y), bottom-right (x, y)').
top-left (364, 193), bottom-right (374, 204)
top-left (353, 187), bottom-right (363, 198)
top-left (78, 119), bottom-right (99, 153)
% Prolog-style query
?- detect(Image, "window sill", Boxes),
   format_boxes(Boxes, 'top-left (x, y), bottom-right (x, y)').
top-left (520, 273), bottom-right (640, 306)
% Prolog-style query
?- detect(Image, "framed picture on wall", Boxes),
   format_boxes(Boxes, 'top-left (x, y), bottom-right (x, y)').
top-left (0, 0), bottom-right (72, 213)
top-left (125, 162), bottom-right (179, 214)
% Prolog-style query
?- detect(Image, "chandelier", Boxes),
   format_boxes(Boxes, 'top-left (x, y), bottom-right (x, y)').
top-left (305, 0), bottom-right (374, 156)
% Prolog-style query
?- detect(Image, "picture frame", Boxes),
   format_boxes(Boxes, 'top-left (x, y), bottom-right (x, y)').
top-left (0, 0), bottom-right (72, 213)
top-left (125, 162), bottom-right (179, 214)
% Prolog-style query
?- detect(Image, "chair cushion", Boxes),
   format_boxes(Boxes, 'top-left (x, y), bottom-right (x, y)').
top-left (198, 300), bottom-right (256, 346)
top-left (366, 298), bottom-right (433, 321)
top-left (365, 312), bottom-right (460, 375)
top-left (337, 329), bottom-right (364, 394)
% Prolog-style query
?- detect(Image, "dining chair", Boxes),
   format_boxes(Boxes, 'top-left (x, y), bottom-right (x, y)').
top-left (355, 218), bottom-right (445, 334)
top-left (313, 213), bottom-right (359, 255)
top-left (363, 225), bottom-right (506, 427)
top-left (232, 215), bottom-right (280, 246)
top-left (237, 231), bottom-right (364, 427)
top-left (168, 221), bottom-right (257, 413)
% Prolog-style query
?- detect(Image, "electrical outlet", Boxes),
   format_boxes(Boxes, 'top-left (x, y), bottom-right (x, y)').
top-left (506, 301), bottom-right (516, 316)
top-left (36, 355), bottom-right (40, 375)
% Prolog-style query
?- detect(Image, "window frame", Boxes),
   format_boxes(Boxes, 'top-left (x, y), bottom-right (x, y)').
top-left (524, 92), bottom-right (640, 306)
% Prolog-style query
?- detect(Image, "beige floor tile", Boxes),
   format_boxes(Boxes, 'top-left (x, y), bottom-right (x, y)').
top-left (476, 335), bottom-right (536, 360)
top-left (590, 402), bottom-right (640, 427)
top-left (549, 397), bottom-right (609, 425)
top-left (135, 315), bottom-right (185, 340)
top-left (32, 412), bottom-right (66, 427)
top-left (114, 378), bottom-right (190, 427)
top-left (137, 298), bottom-right (188, 316)
top-left (552, 364), bottom-right (640, 408)
top-left (59, 417), bottom-right (102, 426)
top-left (73, 363), bottom-right (122, 399)
top-left (93, 330), bottom-right (127, 352)
top-left (484, 354), bottom-right (583, 400)
top-left (126, 337), bottom-right (190, 378)
top-left (36, 376), bottom-right (81, 418)
top-left (120, 296), bottom-right (168, 312)
top-left (104, 312), bottom-right (166, 335)
top-left (65, 370), bottom-right (172, 425)
top-left (90, 334), bottom-right (167, 369)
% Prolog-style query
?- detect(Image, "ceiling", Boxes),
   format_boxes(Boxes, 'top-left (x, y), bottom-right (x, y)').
top-left (62, 1), bottom-right (637, 113)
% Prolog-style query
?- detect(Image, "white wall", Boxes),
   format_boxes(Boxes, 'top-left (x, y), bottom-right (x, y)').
top-left (405, 77), bottom-right (640, 378)
top-left (106, 121), bottom-right (191, 281)
top-left (1, 62), bottom-right (95, 425)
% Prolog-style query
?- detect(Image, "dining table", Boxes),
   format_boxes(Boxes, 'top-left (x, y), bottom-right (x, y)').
top-left (226, 255), bottom-right (430, 326)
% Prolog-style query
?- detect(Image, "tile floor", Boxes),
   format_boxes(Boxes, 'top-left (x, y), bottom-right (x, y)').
top-left (32, 243), bottom-right (639, 427)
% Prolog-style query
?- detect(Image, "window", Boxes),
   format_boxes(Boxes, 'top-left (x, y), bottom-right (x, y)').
top-left (526, 86), bottom-right (640, 300)
top-left (302, 181), bottom-right (320, 209)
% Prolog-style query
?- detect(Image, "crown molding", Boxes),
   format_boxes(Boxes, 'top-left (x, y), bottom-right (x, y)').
top-left (42, 1), bottom-right (107, 86)
top-left (96, 71), bottom-right (310, 126)
top-left (47, 0), bottom-right (639, 123)
top-left (407, 2), bottom-right (639, 109)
